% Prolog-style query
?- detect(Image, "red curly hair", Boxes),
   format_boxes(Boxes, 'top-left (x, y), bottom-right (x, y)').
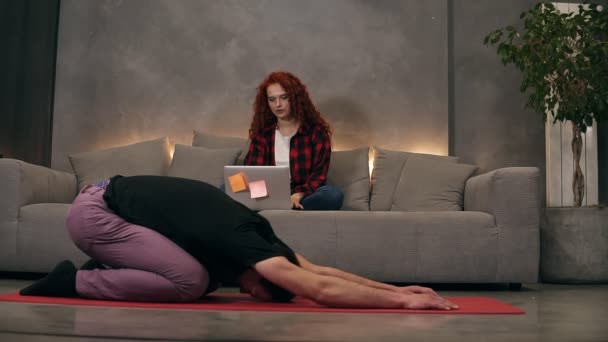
top-left (249, 71), bottom-right (331, 138)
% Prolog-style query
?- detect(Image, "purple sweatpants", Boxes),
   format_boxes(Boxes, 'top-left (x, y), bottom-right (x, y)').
top-left (66, 185), bottom-right (209, 302)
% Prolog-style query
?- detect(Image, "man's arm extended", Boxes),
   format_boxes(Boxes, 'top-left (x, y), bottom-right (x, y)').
top-left (254, 256), bottom-right (458, 310)
top-left (294, 253), bottom-right (439, 296)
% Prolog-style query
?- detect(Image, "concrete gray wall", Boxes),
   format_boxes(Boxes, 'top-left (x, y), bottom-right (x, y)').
top-left (51, 0), bottom-right (448, 172)
top-left (451, 0), bottom-right (544, 174)
top-left (52, 0), bottom-right (561, 203)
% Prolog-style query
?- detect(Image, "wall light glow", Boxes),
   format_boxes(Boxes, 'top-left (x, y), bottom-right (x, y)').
top-left (335, 142), bottom-right (448, 180)
top-left (169, 143), bottom-right (176, 159)
top-left (405, 144), bottom-right (448, 157)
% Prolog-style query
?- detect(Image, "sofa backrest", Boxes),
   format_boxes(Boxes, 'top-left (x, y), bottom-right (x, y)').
top-left (66, 133), bottom-right (477, 212)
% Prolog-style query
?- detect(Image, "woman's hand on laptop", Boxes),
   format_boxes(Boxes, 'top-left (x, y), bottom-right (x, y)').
top-left (291, 192), bottom-right (305, 210)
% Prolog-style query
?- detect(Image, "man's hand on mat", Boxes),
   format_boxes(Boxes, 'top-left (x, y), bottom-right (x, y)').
top-left (398, 285), bottom-right (439, 297)
top-left (402, 293), bottom-right (459, 310)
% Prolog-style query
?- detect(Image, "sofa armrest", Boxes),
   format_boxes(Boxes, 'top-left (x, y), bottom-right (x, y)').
top-left (465, 167), bottom-right (541, 282)
top-left (0, 159), bottom-right (77, 221)
top-left (464, 167), bottom-right (541, 230)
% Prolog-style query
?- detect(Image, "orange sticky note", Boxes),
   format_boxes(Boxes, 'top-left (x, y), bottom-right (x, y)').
top-left (228, 172), bottom-right (248, 193)
top-left (249, 180), bottom-right (268, 199)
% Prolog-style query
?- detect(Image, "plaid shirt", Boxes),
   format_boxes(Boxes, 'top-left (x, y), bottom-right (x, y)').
top-left (245, 123), bottom-right (331, 195)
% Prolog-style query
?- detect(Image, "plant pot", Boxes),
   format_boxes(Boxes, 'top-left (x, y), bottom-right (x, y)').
top-left (541, 207), bottom-right (608, 283)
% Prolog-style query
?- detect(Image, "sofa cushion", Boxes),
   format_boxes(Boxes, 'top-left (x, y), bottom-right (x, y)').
top-left (261, 210), bottom-right (497, 282)
top-left (327, 147), bottom-right (370, 211)
top-left (260, 210), bottom-right (338, 267)
top-left (18, 203), bottom-right (88, 272)
top-left (391, 156), bottom-right (477, 211)
top-left (192, 130), bottom-right (249, 165)
top-left (332, 211), bottom-right (498, 282)
top-left (168, 144), bottom-right (241, 188)
top-left (370, 146), bottom-right (460, 211)
top-left (68, 137), bottom-right (171, 191)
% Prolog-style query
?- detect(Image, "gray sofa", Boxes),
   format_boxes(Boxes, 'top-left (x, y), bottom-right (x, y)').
top-left (0, 134), bottom-right (540, 286)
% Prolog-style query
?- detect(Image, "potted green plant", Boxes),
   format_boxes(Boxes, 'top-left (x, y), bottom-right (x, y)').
top-left (484, 1), bottom-right (608, 284)
top-left (484, 1), bottom-right (607, 207)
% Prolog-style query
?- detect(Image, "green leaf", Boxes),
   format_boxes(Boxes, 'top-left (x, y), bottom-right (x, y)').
top-left (483, 0), bottom-right (607, 124)
top-left (520, 78), bottom-right (529, 92)
top-left (490, 30), bottom-right (503, 44)
top-left (598, 97), bottom-right (606, 112)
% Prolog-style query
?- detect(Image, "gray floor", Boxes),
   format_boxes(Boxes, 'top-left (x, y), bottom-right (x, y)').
top-left (0, 279), bottom-right (607, 342)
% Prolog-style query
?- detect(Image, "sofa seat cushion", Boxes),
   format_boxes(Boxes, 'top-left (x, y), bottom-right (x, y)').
top-left (261, 210), bottom-right (498, 282)
top-left (334, 211), bottom-right (497, 282)
top-left (18, 203), bottom-right (88, 272)
top-left (259, 211), bottom-right (338, 267)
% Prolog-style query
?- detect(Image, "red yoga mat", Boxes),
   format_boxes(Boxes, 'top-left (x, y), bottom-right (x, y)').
top-left (0, 292), bottom-right (524, 314)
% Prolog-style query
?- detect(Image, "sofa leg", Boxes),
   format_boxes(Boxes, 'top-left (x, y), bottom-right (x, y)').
top-left (508, 283), bottom-right (522, 291)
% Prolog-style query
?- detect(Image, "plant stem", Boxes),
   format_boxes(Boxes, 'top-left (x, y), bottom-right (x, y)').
top-left (571, 123), bottom-right (585, 207)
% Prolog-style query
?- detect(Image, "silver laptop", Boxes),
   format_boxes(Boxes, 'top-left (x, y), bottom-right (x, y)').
top-left (223, 165), bottom-right (291, 210)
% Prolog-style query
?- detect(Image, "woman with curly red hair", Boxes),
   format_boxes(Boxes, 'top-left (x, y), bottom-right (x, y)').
top-left (245, 71), bottom-right (343, 210)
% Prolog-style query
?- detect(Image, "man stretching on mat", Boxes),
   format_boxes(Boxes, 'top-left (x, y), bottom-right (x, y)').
top-left (20, 175), bottom-right (458, 310)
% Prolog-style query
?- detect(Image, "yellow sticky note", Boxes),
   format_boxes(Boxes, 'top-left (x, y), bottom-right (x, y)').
top-left (249, 180), bottom-right (268, 199)
top-left (228, 172), bottom-right (248, 193)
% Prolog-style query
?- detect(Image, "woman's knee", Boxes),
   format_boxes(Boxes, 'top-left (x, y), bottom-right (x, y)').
top-left (302, 186), bottom-right (344, 210)
top-left (323, 186), bottom-right (344, 209)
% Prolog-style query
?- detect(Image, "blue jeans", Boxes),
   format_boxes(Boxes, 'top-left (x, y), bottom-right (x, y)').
top-left (220, 183), bottom-right (343, 210)
top-left (300, 185), bottom-right (344, 211)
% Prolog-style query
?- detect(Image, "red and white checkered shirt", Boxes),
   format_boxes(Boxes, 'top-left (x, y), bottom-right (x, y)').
top-left (244, 123), bottom-right (332, 195)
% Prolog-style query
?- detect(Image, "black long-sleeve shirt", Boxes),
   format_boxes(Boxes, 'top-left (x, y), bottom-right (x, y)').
top-left (102, 175), bottom-right (296, 286)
